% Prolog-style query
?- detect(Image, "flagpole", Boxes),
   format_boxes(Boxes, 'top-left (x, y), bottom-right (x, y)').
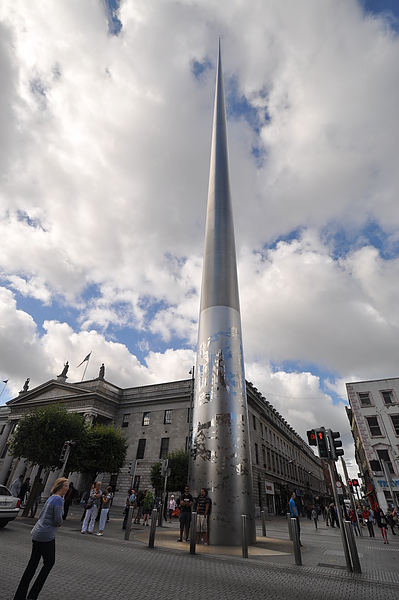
top-left (81, 355), bottom-right (91, 382)
top-left (0, 380), bottom-right (8, 398)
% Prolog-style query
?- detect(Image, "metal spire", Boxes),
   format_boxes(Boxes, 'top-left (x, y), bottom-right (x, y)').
top-left (190, 42), bottom-right (256, 546)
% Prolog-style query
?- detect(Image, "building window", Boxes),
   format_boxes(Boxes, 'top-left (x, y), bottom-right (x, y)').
top-left (136, 439), bottom-right (146, 459)
top-left (377, 449), bottom-right (395, 474)
top-left (366, 416), bottom-right (382, 437)
top-left (187, 408), bottom-right (191, 423)
top-left (381, 390), bottom-right (395, 405)
top-left (1, 443), bottom-right (8, 459)
top-left (122, 414), bottom-right (130, 428)
top-left (142, 412), bottom-right (150, 426)
top-left (159, 438), bottom-right (169, 459)
top-left (390, 414), bottom-right (399, 435)
top-left (260, 422), bottom-right (264, 438)
top-left (359, 392), bottom-right (372, 407)
top-left (262, 445), bottom-right (266, 466)
top-left (255, 443), bottom-right (259, 465)
top-left (164, 410), bottom-right (172, 424)
top-left (252, 414), bottom-right (256, 430)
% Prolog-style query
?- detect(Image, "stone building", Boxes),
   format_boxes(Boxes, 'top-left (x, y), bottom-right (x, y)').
top-left (346, 377), bottom-right (399, 511)
top-left (0, 373), bottom-right (326, 512)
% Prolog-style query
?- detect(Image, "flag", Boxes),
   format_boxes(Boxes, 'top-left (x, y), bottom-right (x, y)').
top-left (77, 352), bottom-right (91, 368)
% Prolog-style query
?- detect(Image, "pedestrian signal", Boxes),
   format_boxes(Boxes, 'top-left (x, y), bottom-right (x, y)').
top-left (307, 430), bottom-right (317, 446)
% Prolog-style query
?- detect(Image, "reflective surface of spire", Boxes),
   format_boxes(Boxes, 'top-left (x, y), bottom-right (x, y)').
top-left (190, 42), bottom-right (256, 546)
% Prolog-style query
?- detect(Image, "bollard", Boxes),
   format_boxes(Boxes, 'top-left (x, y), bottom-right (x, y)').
top-left (261, 510), bottom-right (267, 537)
top-left (148, 509), bottom-right (158, 548)
top-left (344, 521), bottom-right (362, 574)
top-left (190, 512), bottom-right (197, 555)
top-left (287, 512), bottom-right (293, 540)
top-left (241, 514), bottom-right (248, 558)
top-left (124, 506), bottom-right (135, 541)
top-left (291, 518), bottom-right (302, 566)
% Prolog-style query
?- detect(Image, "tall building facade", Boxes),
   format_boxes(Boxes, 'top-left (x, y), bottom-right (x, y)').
top-left (346, 377), bottom-right (399, 510)
top-left (0, 374), bottom-right (326, 512)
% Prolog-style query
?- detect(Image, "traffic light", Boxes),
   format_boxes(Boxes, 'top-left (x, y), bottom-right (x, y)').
top-left (348, 479), bottom-right (353, 492)
top-left (59, 441), bottom-right (69, 462)
top-left (315, 429), bottom-right (329, 459)
top-left (328, 430), bottom-right (344, 461)
top-left (307, 430), bottom-right (317, 446)
top-left (352, 478), bottom-right (359, 487)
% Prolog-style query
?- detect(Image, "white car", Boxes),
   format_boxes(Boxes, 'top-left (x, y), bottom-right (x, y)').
top-left (0, 484), bottom-right (21, 527)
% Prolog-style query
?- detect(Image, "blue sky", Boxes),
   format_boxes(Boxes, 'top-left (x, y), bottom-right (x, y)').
top-left (1, 0), bottom-right (399, 475)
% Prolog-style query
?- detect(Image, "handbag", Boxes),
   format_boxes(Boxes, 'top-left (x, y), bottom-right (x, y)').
top-left (86, 497), bottom-right (94, 509)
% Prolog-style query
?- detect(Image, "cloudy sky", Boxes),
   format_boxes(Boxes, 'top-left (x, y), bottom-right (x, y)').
top-left (1, 0), bottom-right (399, 476)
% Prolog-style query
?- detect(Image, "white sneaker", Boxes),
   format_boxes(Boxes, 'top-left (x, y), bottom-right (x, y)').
top-left (96, 532), bottom-right (103, 536)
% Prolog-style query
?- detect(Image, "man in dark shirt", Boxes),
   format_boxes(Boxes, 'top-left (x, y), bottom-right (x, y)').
top-left (196, 488), bottom-right (211, 545)
top-left (177, 485), bottom-right (193, 542)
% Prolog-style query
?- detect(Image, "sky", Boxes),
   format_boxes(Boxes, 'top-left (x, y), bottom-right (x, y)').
top-left (1, 0), bottom-right (399, 479)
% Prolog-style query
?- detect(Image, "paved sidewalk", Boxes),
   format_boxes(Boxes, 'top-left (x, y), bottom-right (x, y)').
top-left (2, 509), bottom-right (399, 599)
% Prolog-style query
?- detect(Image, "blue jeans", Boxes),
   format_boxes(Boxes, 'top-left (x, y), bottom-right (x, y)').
top-left (14, 538), bottom-right (56, 600)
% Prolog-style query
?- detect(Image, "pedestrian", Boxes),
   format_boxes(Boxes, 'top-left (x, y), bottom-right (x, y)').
top-left (122, 488), bottom-right (133, 529)
top-left (19, 477), bottom-right (31, 506)
top-left (80, 483), bottom-right (94, 522)
top-left (81, 481), bottom-right (102, 535)
top-left (375, 506), bottom-right (389, 544)
top-left (13, 477), bottom-right (69, 600)
top-left (311, 506), bottom-right (318, 529)
top-left (177, 485), bottom-right (193, 542)
top-left (169, 494), bottom-right (175, 523)
top-left (142, 489), bottom-right (153, 526)
top-left (63, 482), bottom-right (78, 520)
top-left (363, 506), bottom-right (375, 537)
top-left (30, 478), bottom-right (45, 518)
top-left (134, 489), bottom-right (144, 524)
top-left (349, 508), bottom-right (360, 536)
top-left (196, 488), bottom-right (211, 545)
top-left (96, 486), bottom-right (113, 536)
top-left (329, 503), bottom-right (336, 528)
top-left (386, 509), bottom-right (396, 536)
top-left (10, 474), bottom-right (24, 498)
top-left (325, 504), bottom-right (330, 526)
top-left (289, 491), bottom-right (302, 546)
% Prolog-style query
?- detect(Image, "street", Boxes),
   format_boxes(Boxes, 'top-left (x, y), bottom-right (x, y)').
top-left (1, 511), bottom-right (398, 600)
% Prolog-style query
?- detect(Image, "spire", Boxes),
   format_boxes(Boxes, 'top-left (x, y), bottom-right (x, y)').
top-left (200, 41), bottom-right (239, 312)
top-left (190, 43), bottom-right (256, 546)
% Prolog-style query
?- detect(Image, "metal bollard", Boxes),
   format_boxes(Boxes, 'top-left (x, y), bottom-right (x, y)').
top-left (344, 520), bottom-right (362, 574)
top-left (124, 506), bottom-right (135, 541)
top-left (261, 510), bottom-right (267, 537)
top-left (291, 518), bottom-right (302, 566)
top-left (287, 512), bottom-right (293, 540)
top-left (190, 512), bottom-right (197, 555)
top-left (241, 514), bottom-right (248, 558)
top-left (148, 509), bottom-right (158, 548)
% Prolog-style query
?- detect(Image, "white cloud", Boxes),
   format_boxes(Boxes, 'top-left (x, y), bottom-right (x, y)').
top-left (1, 0), bottom-right (399, 477)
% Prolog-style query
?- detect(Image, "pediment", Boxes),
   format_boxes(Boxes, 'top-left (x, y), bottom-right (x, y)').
top-left (7, 379), bottom-right (91, 408)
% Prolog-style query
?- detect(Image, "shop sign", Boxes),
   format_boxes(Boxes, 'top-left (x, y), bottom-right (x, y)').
top-left (265, 480), bottom-right (275, 495)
